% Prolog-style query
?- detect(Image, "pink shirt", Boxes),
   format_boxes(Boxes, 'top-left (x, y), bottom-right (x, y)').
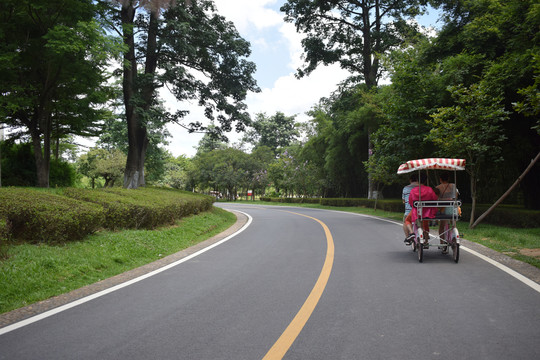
top-left (409, 185), bottom-right (438, 222)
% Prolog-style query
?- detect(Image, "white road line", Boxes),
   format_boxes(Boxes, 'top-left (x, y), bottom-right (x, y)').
top-left (0, 210), bottom-right (253, 336)
top-left (460, 246), bottom-right (540, 293)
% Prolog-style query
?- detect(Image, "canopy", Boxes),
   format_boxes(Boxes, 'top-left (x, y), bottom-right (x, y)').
top-left (397, 158), bottom-right (466, 174)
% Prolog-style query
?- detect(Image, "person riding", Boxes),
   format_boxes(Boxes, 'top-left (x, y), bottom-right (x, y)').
top-left (402, 173), bottom-right (419, 244)
top-left (407, 173), bottom-right (438, 243)
top-left (436, 172), bottom-right (459, 254)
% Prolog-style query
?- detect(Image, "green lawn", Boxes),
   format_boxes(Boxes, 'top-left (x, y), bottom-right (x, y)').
top-left (0, 207), bottom-right (236, 314)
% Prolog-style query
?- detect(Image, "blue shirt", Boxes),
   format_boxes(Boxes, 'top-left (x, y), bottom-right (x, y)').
top-left (402, 183), bottom-right (418, 215)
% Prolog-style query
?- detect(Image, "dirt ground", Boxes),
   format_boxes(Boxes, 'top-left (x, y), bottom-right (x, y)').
top-left (519, 248), bottom-right (540, 258)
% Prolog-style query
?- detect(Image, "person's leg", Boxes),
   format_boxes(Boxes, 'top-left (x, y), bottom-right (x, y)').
top-left (403, 213), bottom-right (409, 237)
top-left (404, 213), bottom-right (414, 244)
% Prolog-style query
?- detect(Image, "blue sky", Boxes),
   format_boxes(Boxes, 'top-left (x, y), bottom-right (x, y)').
top-left (164, 1), bottom-right (442, 157)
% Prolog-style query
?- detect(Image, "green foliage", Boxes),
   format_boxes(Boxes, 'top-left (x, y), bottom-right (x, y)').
top-left (0, 207), bottom-right (235, 314)
top-left (242, 112), bottom-right (299, 155)
top-left (0, 142), bottom-right (77, 187)
top-left (156, 154), bottom-right (193, 189)
top-left (63, 187), bottom-right (213, 230)
top-left (0, 0), bottom-right (123, 187)
top-left (428, 83), bottom-right (508, 166)
top-left (460, 205), bottom-right (540, 228)
top-left (114, 0), bottom-right (259, 188)
top-left (0, 187), bottom-right (213, 244)
top-left (190, 147), bottom-right (269, 200)
top-left (77, 148), bottom-right (127, 188)
top-left (49, 159), bottom-right (79, 188)
top-left (0, 188), bottom-right (105, 242)
top-left (0, 142), bottom-right (36, 186)
top-left (281, 0), bottom-right (430, 87)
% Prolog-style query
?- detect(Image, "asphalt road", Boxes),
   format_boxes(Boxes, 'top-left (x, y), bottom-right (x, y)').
top-left (0, 204), bottom-right (539, 359)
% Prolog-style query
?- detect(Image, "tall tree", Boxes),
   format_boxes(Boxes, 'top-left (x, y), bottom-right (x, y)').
top-left (281, 0), bottom-right (429, 197)
top-left (0, 0), bottom-right (120, 187)
top-left (242, 112), bottom-right (299, 155)
top-left (281, 0), bottom-right (429, 87)
top-left (112, 0), bottom-right (259, 188)
top-left (428, 83), bottom-right (509, 226)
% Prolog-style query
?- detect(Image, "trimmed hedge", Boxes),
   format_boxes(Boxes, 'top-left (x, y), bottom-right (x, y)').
top-left (63, 187), bottom-right (214, 230)
top-left (259, 197), bottom-right (540, 228)
top-left (460, 205), bottom-right (540, 228)
top-left (0, 219), bottom-right (7, 240)
top-left (0, 188), bottom-right (105, 243)
top-left (0, 187), bottom-right (215, 243)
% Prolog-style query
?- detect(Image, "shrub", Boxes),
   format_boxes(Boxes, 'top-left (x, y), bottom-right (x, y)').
top-left (460, 205), bottom-right (540, 228)
top-left (0, 188), bottom-right (105, 243)
top-left (63, 187), bottom-right (214, 230)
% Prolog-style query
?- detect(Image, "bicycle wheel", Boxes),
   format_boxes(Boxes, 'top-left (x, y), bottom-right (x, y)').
top-left (452, 240), bottom-right (460, 263)
top-left (418, 240), bottom-right (423, 262)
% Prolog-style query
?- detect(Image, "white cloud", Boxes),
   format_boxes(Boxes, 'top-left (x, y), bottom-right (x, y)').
top-left (213, 0), bottom-right (283, 32)
top-left (165, 0), bottom-right (350, 157)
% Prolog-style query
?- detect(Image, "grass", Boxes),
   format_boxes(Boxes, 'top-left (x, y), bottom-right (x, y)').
top-left (462, 225), bottom-right (540, 268)
top-left (233, 200), bottom-right (540, 268)
top-left (0, 207), bottom-right (236, 315)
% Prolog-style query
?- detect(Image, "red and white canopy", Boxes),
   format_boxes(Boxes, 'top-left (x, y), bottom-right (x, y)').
top-left (397, 158), bottom-right (466, 174)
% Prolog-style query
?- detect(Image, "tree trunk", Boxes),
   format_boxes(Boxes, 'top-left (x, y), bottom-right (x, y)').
top-left (469, 170), bottom-right (477, 228)
top-left (31, 111), bottom-right (51, 188)
top-left (121, 5), bottom-right (158, 189)
top-left (470, 151), bottom-right (540, 229)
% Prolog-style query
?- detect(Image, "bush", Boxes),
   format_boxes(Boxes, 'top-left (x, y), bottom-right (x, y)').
top-left (0, 188), bottom-right (105, 243)
top-left (63, 187), bottom-right (214, 230)
top-left (460, 205), bottom-right (540, 228)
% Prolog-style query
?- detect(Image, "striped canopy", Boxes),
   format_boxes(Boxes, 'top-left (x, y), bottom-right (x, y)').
top-left (397, 158), bottom-right (466, 174)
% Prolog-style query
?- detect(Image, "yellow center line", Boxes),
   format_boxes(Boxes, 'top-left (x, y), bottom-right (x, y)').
top-left (262, 211), bottom-right (335, 360)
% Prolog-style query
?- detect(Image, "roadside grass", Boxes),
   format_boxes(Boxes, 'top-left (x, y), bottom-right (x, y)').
top-left (0, 207), bottom-right (236, 315)
top-left (233, 200), bottom-right (540, 268)
top-left (462, 226), bottom-right (540, 268)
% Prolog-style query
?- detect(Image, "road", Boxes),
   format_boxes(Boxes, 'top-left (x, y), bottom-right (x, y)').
top-left (0, 204), bottom-right (539, 359)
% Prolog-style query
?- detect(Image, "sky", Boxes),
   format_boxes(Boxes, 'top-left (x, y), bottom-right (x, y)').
top-left (163, 0), bottom-right (442, 158)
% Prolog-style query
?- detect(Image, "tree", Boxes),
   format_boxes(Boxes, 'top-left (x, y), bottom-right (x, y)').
top-left (97, 107), bottom-right (172, 184)
top-left (0, 0), bottom-right (120, 187)
top-left (191, 148), bottom-right (250, 200)
top-left (111, 0), bottom-right (259, 189)
top-left (78, 148), bottom-right (126, 188)
top-left (428, 0), bottom-right (540, 208)
top-left (281, 0), bottom-right (429, 88)
top-left (281, 0), bottom-right (429, 197)
top-left (196, 125), bottom-right (228, 155)
top-left (428, 83), bottom-right (509, 227)
top-left (242, 112), bottom-right (299, 155)
top-left (157, 154), bottom-right (192, 189)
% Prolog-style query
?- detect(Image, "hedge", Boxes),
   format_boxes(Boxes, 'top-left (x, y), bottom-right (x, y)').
top-left (0, 188), bottom-right (105, 243)
top-left (0, 219), bottom-right (7, 241)
top-left (259, 197), bottom-right (540, 228)
top-left (0, 187), bottom-right (215, 243)
top-left (63, 187), bottom-right (214, 230)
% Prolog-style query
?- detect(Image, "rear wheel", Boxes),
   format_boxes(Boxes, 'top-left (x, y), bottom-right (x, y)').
top-left (418, 241), bottom-right (424, 262)
top-left (452, 239), bottom-right (460, 263)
